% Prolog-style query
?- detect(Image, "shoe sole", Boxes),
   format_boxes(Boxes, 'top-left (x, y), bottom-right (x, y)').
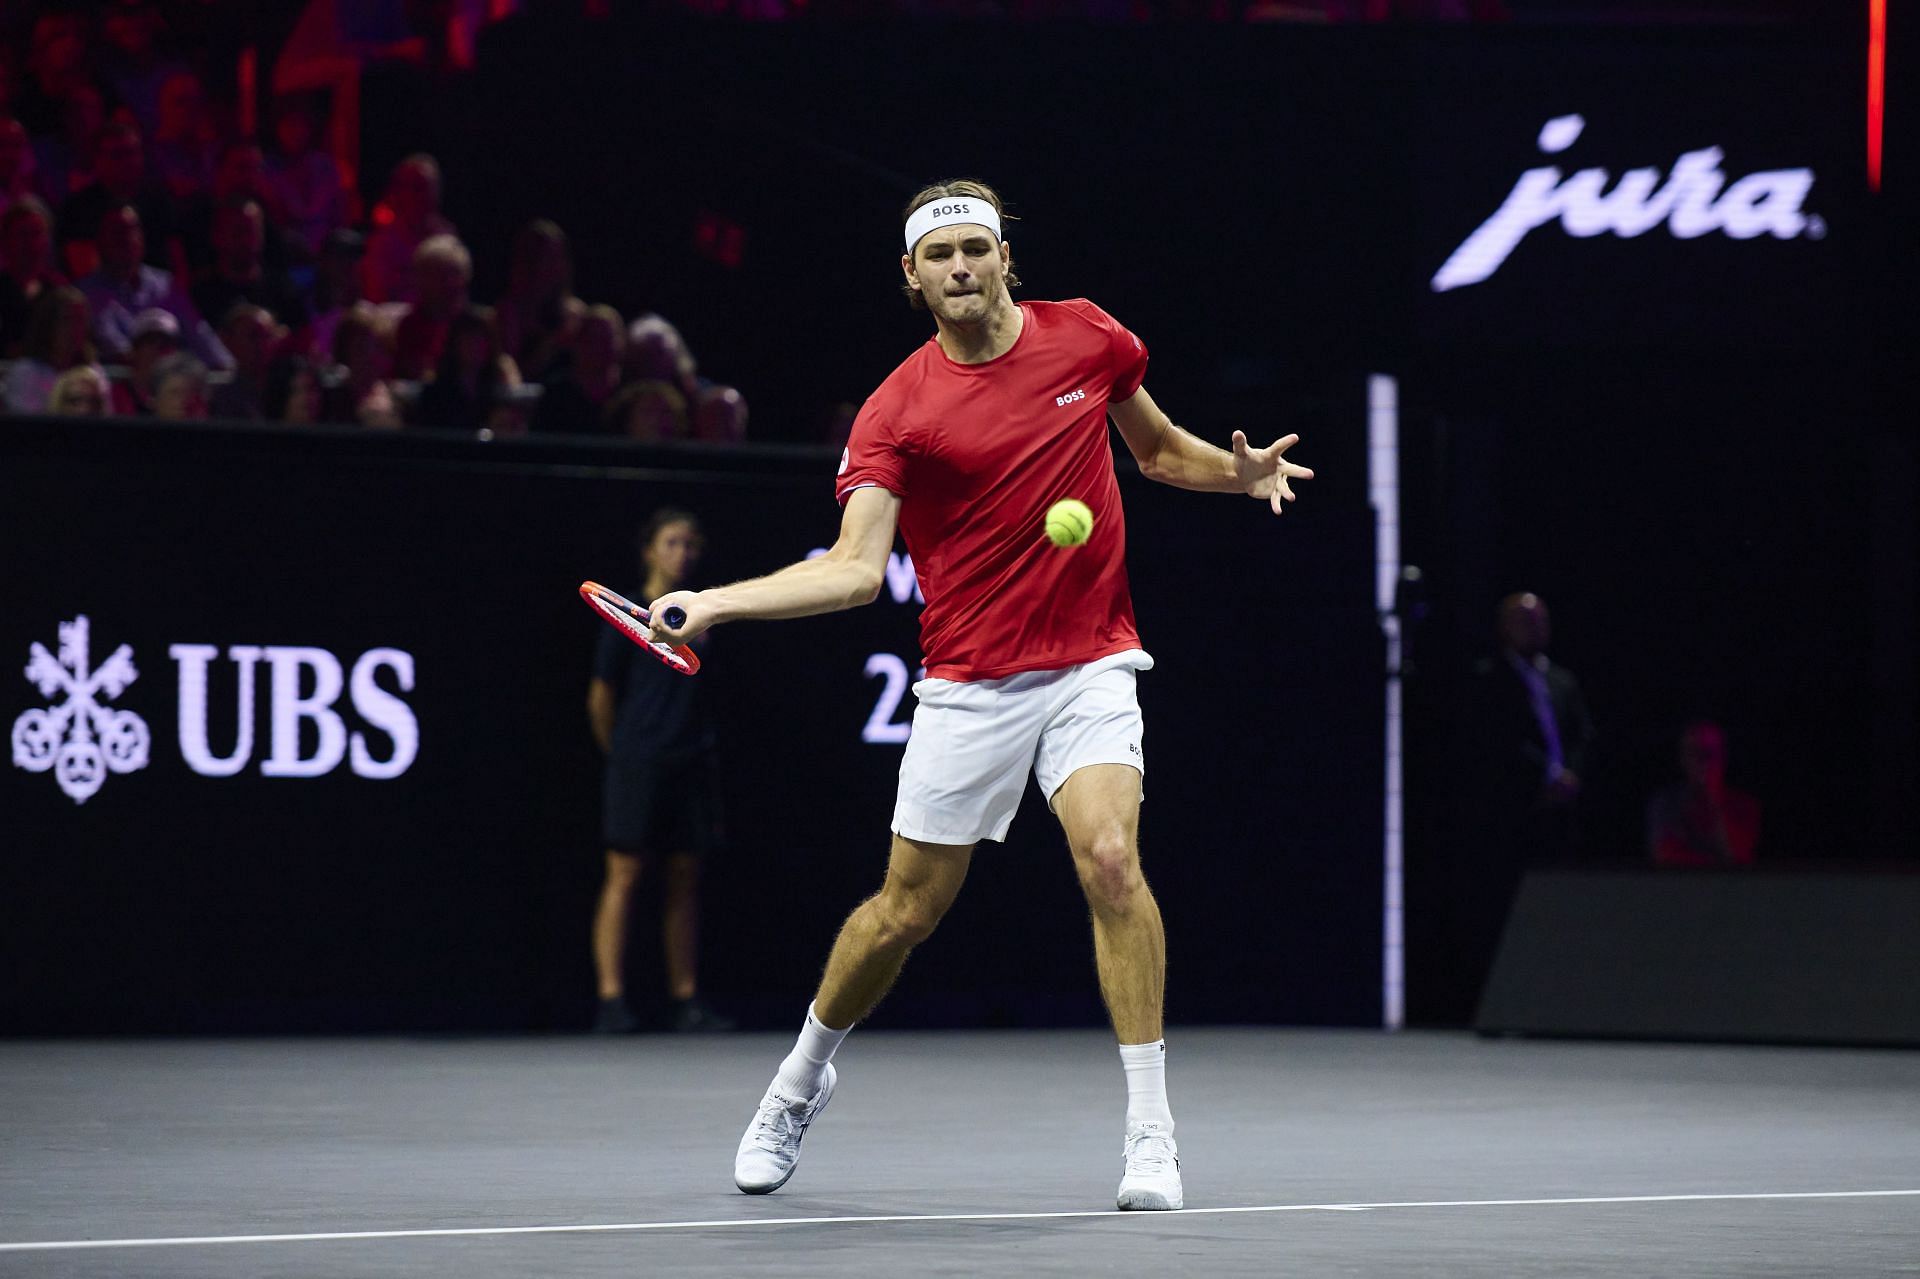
top-left (1116, 1188), bottom-right (1183, 1211)
top-left (735, 1065), bottom-right (836, 1195)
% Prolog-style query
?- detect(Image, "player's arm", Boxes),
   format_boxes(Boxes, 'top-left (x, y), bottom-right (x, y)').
top-left (647, 486), bottom-right (901, 645)
top-left (586, 678), bottom-right (615, 754)
top-left (1109, 385), bottom-right (1314, 515)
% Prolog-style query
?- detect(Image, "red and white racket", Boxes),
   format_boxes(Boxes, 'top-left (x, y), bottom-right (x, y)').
top-left (579, 581), bottom-right (701, 676)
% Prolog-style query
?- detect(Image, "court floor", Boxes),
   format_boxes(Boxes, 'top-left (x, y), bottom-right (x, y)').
top-left (3, 1028), bottom-right (1916, 1276)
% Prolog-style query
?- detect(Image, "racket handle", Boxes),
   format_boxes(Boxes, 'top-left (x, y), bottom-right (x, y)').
top-left (663, 606), bottom-right (687, 630)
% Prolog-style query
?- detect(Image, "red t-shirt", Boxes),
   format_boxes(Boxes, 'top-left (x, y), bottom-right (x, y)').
top-left (837, 298), bottom-right (1149, 681)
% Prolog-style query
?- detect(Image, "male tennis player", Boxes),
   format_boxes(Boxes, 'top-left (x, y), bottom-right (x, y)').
top-left (646, 179), bottom-right (1312, 1211)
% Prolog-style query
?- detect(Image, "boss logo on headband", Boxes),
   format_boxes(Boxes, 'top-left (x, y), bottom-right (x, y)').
top-left (930, 203), bottom-right (973, 219)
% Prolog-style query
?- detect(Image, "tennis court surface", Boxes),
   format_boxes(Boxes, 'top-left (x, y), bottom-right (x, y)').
top-left (4, 1029), bottom-right (1916, 1276)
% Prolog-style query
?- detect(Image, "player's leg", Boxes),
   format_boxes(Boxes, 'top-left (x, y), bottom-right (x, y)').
top-left (1052, 764), bottom-right (1163, 1044)
top-left (591, 849), bottom-right (644, 1032)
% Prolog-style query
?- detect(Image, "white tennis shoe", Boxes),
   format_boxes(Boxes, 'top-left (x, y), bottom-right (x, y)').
top-left (1116, 1121), bottom-right (1183, 1211)
top-left (733, 1064), bottom-right (836, 1194)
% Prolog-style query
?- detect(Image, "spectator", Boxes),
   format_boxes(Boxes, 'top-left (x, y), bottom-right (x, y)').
top-left (533, 303), bottom-right (622, 435)
top-left (607, 378), bottom-right (689, 443)
top-left (1648, 721), bottom-right (1760, 868)
top-left (2, 116), bottom-right (39, 216)
top-left (412, 303), bottom-right (520, 433)
top-left (495, 218), bottom-right (579, 380)
top-left (13, 15), bottom-right (91, 137)
top-left (78, 202), bottom-right (228, 367)
top-left (207, 301), bottom-right (281, 420)
top-left (56, 121), bottom-right (177, 275)
top-left (323, 301), bottom-right (401, 428)
top-left (1, 195), bottom-right (62, 357)
top-left (624, 312), bottom-right (700, 402)
top-left (191, 197), bottom-right (307, 332)
top-left (266, 97), bottom-right (348, 255)
top-left (390, 232), bottom-right (469, 380)
top-left (99, 0), bottom-right (187, 137)
top-left (148, 71), bottom-right (216, 202)
top-left (1476, 591), bottom-right (1594, 853)
top-left (3, 284), bottom-right (99, 413)
top-left (181, 140), bottom-right (303, 277)
top-left (306, 226), bottom-right (364, 365)
top-left (47, 364), bottom-right (110, 417)
top-left (147, 350), bottom-right (208, 420)
top-left (693, 385), bottom-right (749, 444)
top-left (261, 352), bottom-right (323, 425)
top-left (31, 81), bottom-right (106, 210)
top-left (363, 153), bottom-right (455, 304)
top-left (110, 306), bottom-right (179, 414)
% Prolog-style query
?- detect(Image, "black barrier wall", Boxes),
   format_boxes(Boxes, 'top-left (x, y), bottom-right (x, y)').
top-left (0, 419), bottom-right (1382, 1033)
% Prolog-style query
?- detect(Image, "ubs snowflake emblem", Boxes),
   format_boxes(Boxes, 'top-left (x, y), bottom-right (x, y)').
top-left (11, 616), bottom-right (150, 804)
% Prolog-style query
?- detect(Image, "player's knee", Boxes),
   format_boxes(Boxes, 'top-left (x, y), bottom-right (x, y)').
top-left (873, 888), bottom-right (947, 949)
top-left (1075, 834), bottom-right (1143, 912)
top-left (604, 854), bottom-right (642, 893)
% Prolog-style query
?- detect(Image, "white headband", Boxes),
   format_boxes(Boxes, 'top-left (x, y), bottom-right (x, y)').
top-left (903, 196), bottom-right (1003, 255)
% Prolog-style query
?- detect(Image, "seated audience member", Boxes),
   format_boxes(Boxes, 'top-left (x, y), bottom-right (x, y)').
top-left (1, 195), bottom-right (62, 356)
top-left (148, 71), bottom-right (216, 202)
top-left (31, 80), bottom-right (105, 209)
top-left (390, 233), bottom-right (470, 380)
top-left (1647, 720), bottom-right (1760, 868)
top-left (99, 0), bottom-right (187, 136)
top-left (56, 121), bottom-right (176, 274)
top-left (306, 227), bottom-right (364, 364)
top-left (180, 139), bottom-right (302, 276)
top-left (78, 202), bottom-right (228, 366)
top-left (411, 303), bottom-right (520, 434)
top-left (323, 301), bottom-right (401, 428)
top-left (147, 350), bottom-right (208, 420)
top-left (208, 302), bottom-right (282, 420)
top-left (266, 97), bottom-right (349, 256)
top-left (12, 15), bottom-right (90, 137)
top-left (2, 115), bottom-right (39, 216)
top-left (191, 197), bottom-right (307, 333)
top-left (2, 284), bottom-right (98, 412)
top-left (607, 378), bottom-right (689, 443)
top-left (533, 303), bottom-right (622, 435)
top-left (495, 218), bottom-right (579, 380)
top-left (693, 384), bottom-right (748, 444)
top-left (363, 153), bottom-right (455, 304)
top-left (111, 307), bottom-right (179, 414)
top-left (47, 363), bottom-right (110, 416)
top-left (262, 352), bottom-right (323, 425)
top-left (624, 312), bottom-right (700, 401)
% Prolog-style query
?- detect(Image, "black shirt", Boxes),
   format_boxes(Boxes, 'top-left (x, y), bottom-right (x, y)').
top-left (593, 616), bottom-right (712, 762)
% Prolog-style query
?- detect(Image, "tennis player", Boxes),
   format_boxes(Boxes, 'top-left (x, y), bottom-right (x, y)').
top-left (646, 179), bottom-right (1313, 1211)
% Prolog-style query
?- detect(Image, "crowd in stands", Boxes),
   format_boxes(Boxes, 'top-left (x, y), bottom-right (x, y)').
top-left (0, 3), bottom-right (746, 443)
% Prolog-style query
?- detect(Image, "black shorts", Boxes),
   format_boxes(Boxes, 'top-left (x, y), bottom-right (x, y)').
top-left (602, 749), bottom-right (723, 856)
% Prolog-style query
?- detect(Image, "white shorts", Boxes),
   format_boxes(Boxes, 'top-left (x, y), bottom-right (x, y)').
top-left (892, 649), bottom-right (1154, 846)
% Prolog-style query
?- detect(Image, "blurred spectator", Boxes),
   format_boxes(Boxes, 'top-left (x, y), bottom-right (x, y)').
top-left (1648, 721), bottom-right (1760, 868)
top-left (412, 303), bottom-right (520, 433)
top-left (495, 218), bottom-right (579, 380)
top-left (3, 284), bottom-right (99, 412)
top-left (0, 116), bottom-right (34, 215)
top-left (148, 71), bottom-right (216, 202)
top-left (47, 363), bottom-right (111, 417)
top-left (363, 153), bottom-right (455, 304)
top-left (207, 301), bottom-right (282, 420)
top-left (192, 197), bottom-right (307, 332)
top-left (14, 15), bottom-right (91, 137)
top-left (31, 81), bottom-right (107, 208)
top-left (266, 97), bottom-right (349, 255)
top-left (1, 195), bottom-right (62, 357)
top-left (78, 202), bottom-right (228, 367)
top-left (533, 302), bottom-right (622, 435)
top-left (323, 300), bottom-right (401, 427)
top-left (624, 312), bottom-right (699, 401)
top-left (110, 307), bottom-right (179, 414)
top-left (1475, 591), bottom-right (1594, 854)
top-left (693, 385), bottom-right (748, 444)
top-left (306, 226), bottom-right (364, 363)
top-left (181, 140), bottom-right (304, 277)
top-left (607, 378), bottom-right (689, 443)
top-left (56, 121), bottom-right (178, 275)
top-left (147, 350), bottom-right (208, 420)
top-left (390, 232), bottom-right (469, 379)
top-left (262, 352), bottom-right (324, 425)
top-left (99, 0), bottom-right (189, 136)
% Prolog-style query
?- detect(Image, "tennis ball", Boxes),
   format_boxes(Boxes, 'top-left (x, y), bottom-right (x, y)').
top-left (1044, 498), bottom-right (1094, 548)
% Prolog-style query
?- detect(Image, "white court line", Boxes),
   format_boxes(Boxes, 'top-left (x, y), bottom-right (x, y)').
top-left (2, 1189), bottom-right (1917, 1253)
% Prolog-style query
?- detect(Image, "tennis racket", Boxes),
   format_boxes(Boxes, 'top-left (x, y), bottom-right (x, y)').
top-left (579, 581), bottom-right (701, 676)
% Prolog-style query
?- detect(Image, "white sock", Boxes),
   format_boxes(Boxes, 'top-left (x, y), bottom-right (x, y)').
top-left (772, 1002), bottom-right (850, 1100)
top-left (1119, 1040), bottom-right (1174, 1132)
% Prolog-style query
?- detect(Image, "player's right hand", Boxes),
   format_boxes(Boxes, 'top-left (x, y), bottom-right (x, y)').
top-left (647, 590), bottom-right (709, 647)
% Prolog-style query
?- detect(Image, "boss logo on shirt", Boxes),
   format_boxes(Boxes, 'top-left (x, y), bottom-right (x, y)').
top-left (1055, 389), bottom-right (1086, 407)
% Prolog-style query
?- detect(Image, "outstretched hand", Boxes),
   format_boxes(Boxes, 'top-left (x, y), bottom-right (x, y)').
top-left (1232, 431), bottom-right (1315, 515)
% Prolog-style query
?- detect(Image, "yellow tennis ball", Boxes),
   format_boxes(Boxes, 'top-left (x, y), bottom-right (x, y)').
top-left (1044, 498), bottom-right (1094, 548)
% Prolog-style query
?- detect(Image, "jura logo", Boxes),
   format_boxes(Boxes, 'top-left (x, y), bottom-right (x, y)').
top-left (9, 616), bottom-right (419, 802)
top-left (1432, 114), bottom-right (1821, 292)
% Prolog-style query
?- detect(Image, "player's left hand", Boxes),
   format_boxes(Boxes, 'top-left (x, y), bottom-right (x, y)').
top-left (1233, 431), bottom-right (1315, 515)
